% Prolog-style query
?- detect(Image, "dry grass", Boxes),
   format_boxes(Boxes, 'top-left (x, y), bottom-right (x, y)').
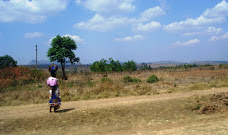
top-left (1, 67), bottom-right (228, 106)
top-left (1, 92), bottom-right (227, 135)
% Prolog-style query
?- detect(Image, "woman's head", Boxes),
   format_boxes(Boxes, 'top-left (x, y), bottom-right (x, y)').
top-left (51, 71), bottom-right (56, 77)
top-left (49, 64), bottom-right (58, 77)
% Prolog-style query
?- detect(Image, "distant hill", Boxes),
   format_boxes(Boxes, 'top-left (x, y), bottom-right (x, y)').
top-left (140, 61), bottom-right (228, 68)
top-left (28, 60), bottom-right (52, 65)
top-left (190, 61), bottom-right (228, 65)
top-left (146, 61), bottom-right (182, 64)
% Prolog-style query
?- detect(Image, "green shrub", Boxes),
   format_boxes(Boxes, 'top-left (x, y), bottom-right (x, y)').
top-left (123, 76), bottom-right (133, 82)
top-left (123, 76), bottom-right (141, 83)
top-left (147, 75), bottom-right (159, 83)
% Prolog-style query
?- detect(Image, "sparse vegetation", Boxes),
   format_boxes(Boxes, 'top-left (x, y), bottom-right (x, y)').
top-left (0, 66), bottom-right (48, 92)
top-left (1, 65), bottom-right (228, 106)
top-left (101, 77), bottom-right (112, 83)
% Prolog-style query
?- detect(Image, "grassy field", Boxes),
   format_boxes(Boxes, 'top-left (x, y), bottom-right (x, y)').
top-left (1, 65), bottom-right (228, 106)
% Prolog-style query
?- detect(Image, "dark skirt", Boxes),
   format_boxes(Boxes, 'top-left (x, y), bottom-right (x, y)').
top-left (49, 89), bottom-right (61, 106)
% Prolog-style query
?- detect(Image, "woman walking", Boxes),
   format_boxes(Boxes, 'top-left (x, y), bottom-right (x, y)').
top-left (47, 63), bottom-right (61, 112)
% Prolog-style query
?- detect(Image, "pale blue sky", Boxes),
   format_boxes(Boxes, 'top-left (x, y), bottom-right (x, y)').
top-left (0, 0), bottom-right (228, 65)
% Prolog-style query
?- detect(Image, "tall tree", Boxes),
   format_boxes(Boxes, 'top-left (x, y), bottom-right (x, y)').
top-left (0, 55), bottom-right (17, 69)
top-left (123, 60), bottom-right (137, 74)
top-left (109, 58), bottom-right (123, 72)
top-left (47, 35), bottom-right (79, 79)
top-left (90, 59), bottom-right (111, 77)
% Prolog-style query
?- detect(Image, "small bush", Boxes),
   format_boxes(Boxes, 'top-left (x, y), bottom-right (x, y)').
top-left (123, 76), bottom-right (141, 83)
top-left (123, 76), bottom-right (133, 82)
top-left (147, 75), bottom-right (159, 83)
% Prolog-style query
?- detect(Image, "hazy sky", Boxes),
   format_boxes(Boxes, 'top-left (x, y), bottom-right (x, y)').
top-left (0, 0), bottom-right (228, 65)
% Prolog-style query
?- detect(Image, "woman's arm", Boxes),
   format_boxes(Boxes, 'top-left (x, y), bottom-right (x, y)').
top-left (47, 84), bottom-right (52, 90)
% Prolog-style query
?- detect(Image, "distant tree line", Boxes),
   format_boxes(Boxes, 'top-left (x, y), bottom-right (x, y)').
top-left (171, 64), bottom-right (212, 69)
top-left (148, 63), bottom-right (217, 71)
top-left (90, 58), bottom-right (137, 76)
top-left (140, 63), bottom-right (152, 70)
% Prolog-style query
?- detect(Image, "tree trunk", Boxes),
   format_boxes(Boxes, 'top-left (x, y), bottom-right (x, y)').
top-left (61, 61), bottom-right (67, 80)
top-left (71, 63), bottom-right (74, 73)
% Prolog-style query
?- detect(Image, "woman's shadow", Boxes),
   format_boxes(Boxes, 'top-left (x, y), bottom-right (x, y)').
top-left (55, 108), bottom-right (75, 113)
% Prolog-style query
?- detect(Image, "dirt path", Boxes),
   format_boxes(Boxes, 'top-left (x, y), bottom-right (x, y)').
top-left (106, 113), bottom-right (228, 135)
top-left (1, 87), bottom-right (228, 120)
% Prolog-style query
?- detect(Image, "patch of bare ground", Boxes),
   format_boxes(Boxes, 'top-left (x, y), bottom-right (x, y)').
top-left (198, 92), bottom-right (228, 114)
top-left (0, 87), bottom-right (228, 135)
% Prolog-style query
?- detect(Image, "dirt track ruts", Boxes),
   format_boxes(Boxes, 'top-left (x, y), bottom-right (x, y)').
top-left (0, 87), bottom-right (228, 120)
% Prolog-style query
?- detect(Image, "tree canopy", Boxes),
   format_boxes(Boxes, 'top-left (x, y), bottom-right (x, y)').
top-left (109, 58), bottom-right (123, 72)
top-left (123, 60), bottom-right (137, 74)
top-left (0, 55), bottom-right (17, 69)
top-left (90, 59), bottom-right (111, 77)
top-left (47, 35), bottom-right (79, 79)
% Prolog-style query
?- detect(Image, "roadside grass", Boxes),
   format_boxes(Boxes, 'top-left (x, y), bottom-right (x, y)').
top-left (188, 77), bottom-right (228, 90)
top-left (1, 92), bottom-right (227, 135)
top-left (1, 67), bottom-right (228, 106)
